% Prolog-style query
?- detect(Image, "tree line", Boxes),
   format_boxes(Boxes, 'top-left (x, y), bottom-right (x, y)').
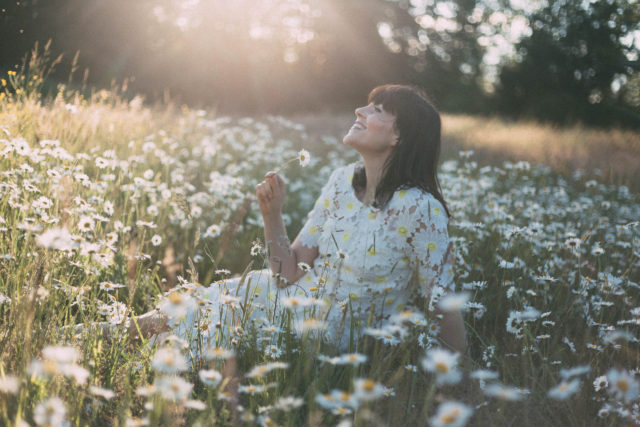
top-left (1, 0), bottom-right (638, 128)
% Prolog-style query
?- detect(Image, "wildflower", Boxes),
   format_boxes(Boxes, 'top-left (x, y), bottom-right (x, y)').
top-left (264, 344), bottom-right (283, 359)
top-left (153, 376), bottom-right (193, 401)
top-left (37, 227), bottom-right (76, 251)
top-left (34, 397), bottom-right (67, 427)
top-left (77, 216), bottom-right (95, 233)
top-left (0, 376), bottom-right (20, 394)
top-left (353, 378), bottom-right (386, 401)
top-left (547, 379), bottom-right (581, 400)
top-left (470, 370), bottom-right (499, 381)
top-left (99, 281), bottom-right (125, 292)
top-left (383, 387), bottom-right (395, 397)
top-left (295, 317), bottom-right (327, 332)
top-left (483, 383), bottom-right (525, 401)
top-left (205, 347), bottom-right (234, 360)
top-left (273, 395), bottom-right (304, 411)
top-left (405, 364), bottom-right (418, 372)
top-left (238, 384), bottom-right (267, 395)
top-left (89, 386), bottom-right (116, 400)
top-left (205, 224), bottom-right (222, 238)
top-left (158, 292), bottom-right (196, 319)
top-left (606, 368), bottom-right (639, 402)
top-left (438, 292), bottom-right (470, 312)
top-left (298, 149), bottom-right (311, 167)
top-left (152, 347), bottom-right (187, 374)
top-left (185, 400), bottom-right (207, 411)
top-left (297, 262), bottom-right (311, 272)
top-left (337, 353), bottom-right (368, 366)
top-left (199, 369), bottom-right (223, 387)
top-left (246, 361), bottom-right (289, 379)
top-left (593, 375), bottom-right (608, 392)
top-left (560, 365), bottom-right (590, 380)
top-left (421, 348), bottom-right (462, 385)
top-left (429, 401), bottom-right (473, 427)
top-left (282, 296), bottom-right (322, 309)
top-left (151, 234), bottom-right (162, 246)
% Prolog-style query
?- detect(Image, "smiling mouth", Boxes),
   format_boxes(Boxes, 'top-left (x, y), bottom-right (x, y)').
top-left (350, 121), bottom-right (366, 131)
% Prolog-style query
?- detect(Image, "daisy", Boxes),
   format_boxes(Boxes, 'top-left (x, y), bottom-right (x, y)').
top-left (429, 401), bottom-right (473, 427)
top-left (438, 292), bottom-right (470, 312)
top-left (606, 368), bottom-right (639, 402)
top-left (274, 396), bottom-right (304, 411)
top-left (264, 344), bottom-right (283, 359)
top-left (205, 224), bottom-right (222, 238)
top-left (336, 353), bottom-right (368, 366)
top-left (34, 397), bottom-right (67, 427)
top-left (421, 348), bottom-right (462, 385)
top-left (298, 149), bottom-right (311, 167)
top-left (204, 347), bottom-right (234, 360)
top-left (353, 378), bottom-right (386, 401)
top-left (199, 369), bottom-right (223, 387)
top-left (159, 292), bottom-right (196, 319)
top-left (36, 227), bottom-right (76, 251)
top-left (89, 386), bottom-right (116, 400)
top-left (547, 379), bottom-right (581, 400)
top-left (246, 361), bottom-right (288, 379)
top-left (483, 383), bottom-right (525, 401)
top-left (99, 281), bottom-right (125, 292)
top-left (151, 234), bottom-right (162, 246)
top-left (593, 375), bottom-right (608, 392)
top-left (152, 347), bottom-right (187, 374)
top-left (0, 376), bottom-right (20, 394)
top-left (153, 376), bottom-right (193, 401)
top-left (77, 216), bottom-right (95, 233)
top-left (238, 384), bottom-right (267, 395)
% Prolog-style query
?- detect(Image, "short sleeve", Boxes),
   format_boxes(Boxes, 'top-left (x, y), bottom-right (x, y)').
top-left (297, 168), bottom-right (341, 249)
top-left (406, 193), bottom-right (455, 301)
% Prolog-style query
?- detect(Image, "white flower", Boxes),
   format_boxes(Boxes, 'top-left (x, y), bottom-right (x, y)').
top-left (246, 362), bottom-right (288, 379)
top-left (547, 379), bottom-right (581, 400)
top-left (429, 401), bottom-right (473, 427)
top-left (298, 149), bottom-right (311, 167)
top-left (0, 375), bottom-right (20, 394)
top-left (593, 375), bottom-right (608, 392)
top-left (483, 383), bottom-right (525, 401)
top-left (204, 347), bottom-right (234, 360)
top-left (205, 224), bottom-right (222, 238)
top-left (36, 227), bottom-right (76, 251)
top-left (274, 395), bottom-right (304, 411)
top-left (437, 292), bottom-right (470, 312)
top-left (154, 376), bottom-right (193, 401)
top-left (606, 368), bottom-right (639, 402)
top-left (34, 397), bottom-right (67, 427)
top-left (159, 292), bottom-right (197, 319)
top-left (151, 234), bottom-right (162, 246)
top-left (199, 369), bottom-right (223, 387)
top-left (353, 378), bottom-right (386, 401)
top-left (77, 216), bottom-right (95, 233)
top-left (89, 386), bottom-right (116, 400)
top-left (421, 348), bottom-right (462, 385)
top-left (99, 281), bottom-right (125, 292)
top-left (152, 347), bottom-right (187, 374)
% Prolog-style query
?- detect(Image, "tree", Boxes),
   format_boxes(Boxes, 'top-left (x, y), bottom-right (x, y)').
top-left (496, 0), bottom-right (640, 128)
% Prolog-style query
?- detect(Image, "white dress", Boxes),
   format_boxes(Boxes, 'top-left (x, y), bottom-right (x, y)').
top-left (173, 162), bottom-right (455, 351)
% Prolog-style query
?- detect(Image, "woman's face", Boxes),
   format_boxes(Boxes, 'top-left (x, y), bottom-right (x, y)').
top-left (343, 102), bottom-right (398, 156)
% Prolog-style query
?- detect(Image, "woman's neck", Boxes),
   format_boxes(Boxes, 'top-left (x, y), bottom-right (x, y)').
top-left (359, 155), bottom-right (388, 205)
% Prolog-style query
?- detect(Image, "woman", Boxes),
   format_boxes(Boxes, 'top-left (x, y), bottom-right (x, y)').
top-left (135, 84), bottom-right (466, 354)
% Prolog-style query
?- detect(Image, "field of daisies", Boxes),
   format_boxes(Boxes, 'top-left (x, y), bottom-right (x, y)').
top-left (1, 66), bottom-right (639, 427)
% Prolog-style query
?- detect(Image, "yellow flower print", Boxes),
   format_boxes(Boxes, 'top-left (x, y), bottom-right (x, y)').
top-left (398, 189), bottom-right (407, 198)
top-left (434, 206), bottom-right (441, 216)
top-left (368, 211), bottom-right (377, 220)
top-left (346, 202), bottom-right (354, 210)
top-left (349, 292), bottom-right (359, 300)
top-left (323, 198), bottom-right (330, 208)
top-left (397, 226), bottom-right (408, 237)
top-left (395, 303), bottom-right (405, 312)
top-left (385, 298), bottom-right (395, 306)
top-left (309, 226), bottom-right (318, 235)
top-left (427, 242), bottom-right (437, 252)
top-left (376, 276), bottom-right (386, 282)
top-left (367, 246), bottom-right (378, 256)
top-left (401, 257), bottom-right (410, 264)
top-left (342, 233), bottom-right (350, 242)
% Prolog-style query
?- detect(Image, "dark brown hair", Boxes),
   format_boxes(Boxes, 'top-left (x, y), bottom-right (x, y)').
top-left (352, 84), bottom-right (452, 218)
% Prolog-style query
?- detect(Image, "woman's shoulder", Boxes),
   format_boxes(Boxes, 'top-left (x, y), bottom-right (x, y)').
top-left (394, 187), bottom-right (447, 220)
top-left (327, 162), bottom-right (358, 186)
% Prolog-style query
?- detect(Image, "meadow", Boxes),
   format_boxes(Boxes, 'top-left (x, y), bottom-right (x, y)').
top-left (0, 62), bottom-right (639, 427)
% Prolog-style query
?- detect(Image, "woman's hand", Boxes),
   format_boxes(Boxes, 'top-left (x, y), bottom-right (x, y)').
top-left (256, 172), bottom-right (286, 219)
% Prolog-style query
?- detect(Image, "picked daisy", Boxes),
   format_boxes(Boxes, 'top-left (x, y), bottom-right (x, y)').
top-left (298, 149), bottom-right (311, 167)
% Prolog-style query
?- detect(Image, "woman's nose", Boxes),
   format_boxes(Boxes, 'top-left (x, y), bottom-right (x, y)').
top-left (355, 106), bottom-right (366, 118)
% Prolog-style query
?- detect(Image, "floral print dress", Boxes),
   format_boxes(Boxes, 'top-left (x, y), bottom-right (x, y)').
top-left (175, 162), bottom-right (455, 350)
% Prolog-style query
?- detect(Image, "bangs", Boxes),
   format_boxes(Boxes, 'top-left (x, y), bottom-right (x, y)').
top-left (368, 85), bottom-right (403, 115)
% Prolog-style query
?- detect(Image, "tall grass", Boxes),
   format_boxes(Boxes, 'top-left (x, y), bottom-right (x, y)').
top-left (0, 46), bottom-right (638, 426)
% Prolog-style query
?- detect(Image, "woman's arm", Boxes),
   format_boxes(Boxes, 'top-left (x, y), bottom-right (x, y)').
top-left (256, 172), bottom-right (318, 285)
